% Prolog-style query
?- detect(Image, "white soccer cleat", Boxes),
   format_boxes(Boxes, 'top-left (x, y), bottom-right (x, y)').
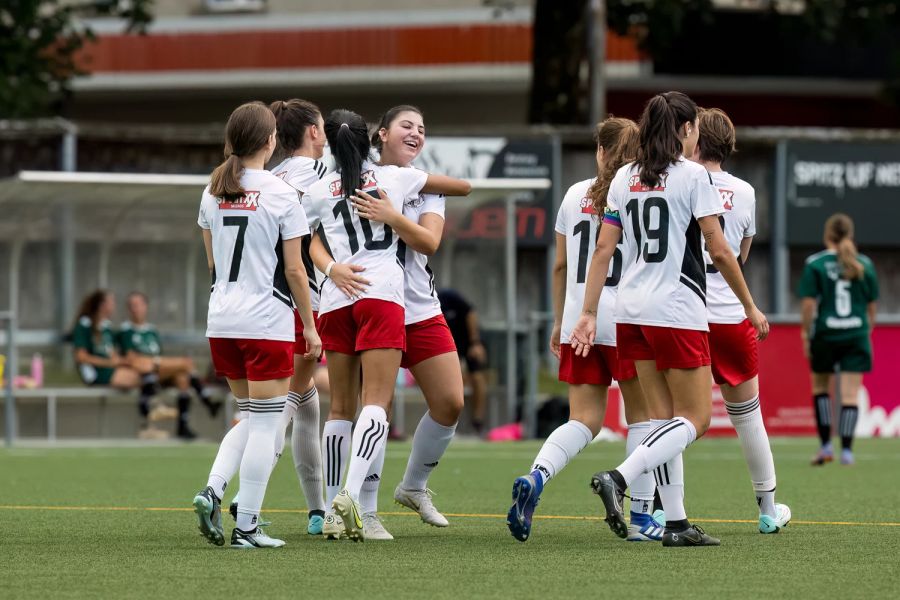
top-left (332, 490), bottom-right (365, 542)
top-left (759, 503), bottom-right (792, 534)
top-left (230, 527), bottom-right (285, 548)
top-left (394, 485), bottom-right (449, 527)
top-left (323, 512), bottom-right (345, 540)
top-left (362, 512), bottom-right (394, 540)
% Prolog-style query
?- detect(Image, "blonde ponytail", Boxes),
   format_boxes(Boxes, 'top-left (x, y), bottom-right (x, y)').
top-left (837, 238), bottom-right (864, 280)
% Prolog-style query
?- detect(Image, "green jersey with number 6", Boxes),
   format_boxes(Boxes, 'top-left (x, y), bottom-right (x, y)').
top-left (797, 250), bottom-right (879, 342)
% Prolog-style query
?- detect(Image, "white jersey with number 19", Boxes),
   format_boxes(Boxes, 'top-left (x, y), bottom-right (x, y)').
top-left (604, 158), bottom-right (722, 331)
top-left (270, 155), bottom-right (329, 311)
top-left (302, 160), bottom-right (428, 315)
top-left (704, 171), bottom-right (756, 324)
top-left (198, 169), bottom-right (310, 342)
top-left (556, 178), bottom-right (624, 346)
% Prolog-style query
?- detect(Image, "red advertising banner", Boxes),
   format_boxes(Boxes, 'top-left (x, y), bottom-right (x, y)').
top-left (603, 324), bottom-right (900, 438)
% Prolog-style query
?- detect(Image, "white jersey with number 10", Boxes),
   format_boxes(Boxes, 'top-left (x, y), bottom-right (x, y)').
top-left (604, 158), bottom-right (722, 331)
top-left (704, 171), bottom-right (756, 324)
top-left (556, 178), bottom-right (624, 346)
top-left (198, 169), bottom-right (310, 342)
top-left (302, 160), bottom-right (428, 315)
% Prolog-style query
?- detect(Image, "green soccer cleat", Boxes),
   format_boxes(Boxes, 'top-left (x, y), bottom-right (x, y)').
top-left (332, 490), bottom-right (365, 542)
top-left (759, 503), bottom-right (792, 534)
top-left (192, 486), bottom-right (224, 546)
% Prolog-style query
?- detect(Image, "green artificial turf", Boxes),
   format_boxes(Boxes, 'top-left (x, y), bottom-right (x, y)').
top-left (1, 437), bottom-right (898, 599)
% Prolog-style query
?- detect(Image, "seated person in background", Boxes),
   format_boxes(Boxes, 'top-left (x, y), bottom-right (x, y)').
top-left (73, 290), bottom-right (174, 436)
top-left (119, 291), bottom-right (222, 440)
top-left (438, 288), bottom-right (489, 434)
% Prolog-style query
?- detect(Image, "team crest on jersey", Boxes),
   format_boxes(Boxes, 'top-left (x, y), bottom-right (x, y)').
top-left (274, 170), bottom-right (288, 180)
top-left (628, 172), bottom-right (668, 192)
top-left (217, 191), bottom-right (260, 211)
top-left (719, 189), bottom-right (734, 210)
top-left (579, 196), bottom-right (597, 214)
top-left (406, 194), bottom-right (426, 209)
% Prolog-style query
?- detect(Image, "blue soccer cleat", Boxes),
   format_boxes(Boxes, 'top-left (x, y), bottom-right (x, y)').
top-left (759, 503), bottom-right (792, 534)
top-left (308, 513), bottom-right (325, 535)
top-left (507, 474), bottom-right (542, 542)
top-left (627, 511), bottom-right (665, 542)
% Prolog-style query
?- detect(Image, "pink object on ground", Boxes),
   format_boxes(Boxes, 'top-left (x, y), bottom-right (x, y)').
top-left (486, 422), bottom-right (523, 442)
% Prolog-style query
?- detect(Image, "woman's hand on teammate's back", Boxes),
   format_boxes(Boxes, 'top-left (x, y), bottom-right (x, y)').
top-left (746, 305), bottom-right (770, 341)
top-left (330, 263), bottom-right (370, 300)
top-left (549, 323), bottom-right (562, 359)
top-left (303, 327), bottom-right (323, 361)
top-left (570, 313), bottom-right (597, 358)
top-left (352, 188), bottom-right (398, 226)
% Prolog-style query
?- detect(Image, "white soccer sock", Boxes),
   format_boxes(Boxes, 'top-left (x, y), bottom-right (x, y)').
top-left (236, 397), bottom-right (286, 532)
top-left (616, 417), bottom-right (697, 485)
top-left (322, 419), bottom-right (352, 507)
top-left (206, 399), bottom-right (249, 500)
top-left (273, 393), bottom-right (300, 464)
top-left (400, 412), bottom-right (457, 491)
top-left (359, 442), bottom-right (386, 514)
top-left (531, 420), bottom-right (593, 486)
top-left (655, 452), bottom-right (687, 522)
top-left (726, 395), bottom-right (777, 517)
top-left (292, 386), bottom-right (325, 514)
top-left (626, 421), bottom-right (656, 514)
top-left (343, 405), bottom-right (389, 502)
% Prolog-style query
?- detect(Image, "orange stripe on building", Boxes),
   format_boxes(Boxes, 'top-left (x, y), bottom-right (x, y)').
top-left (76, 24), bottom-right (642, 73)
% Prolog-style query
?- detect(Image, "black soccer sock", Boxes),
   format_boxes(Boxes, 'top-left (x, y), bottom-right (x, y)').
top-left (308, 509), bottom-right (325, 519)
top-left (839, 406), bottom-right (859, 451)
top-left (189, 374), bottom-right (206, 397)
top-left (177, 392), bottom-right (191, 425)
top-left (813, 393), bottom-right (832, 446)
top-left (653, 488), bottom-right (663, 513)
top-left (139, 373), bottom-right (160, 417)
top-left (666, 519), bottom-right (690, 531)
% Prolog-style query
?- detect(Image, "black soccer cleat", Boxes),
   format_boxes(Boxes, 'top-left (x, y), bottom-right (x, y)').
top-left (192, 486), bottom-right (224, 546)
top-left (662, 524), bottom-right (721, 547)
top-left (590, 471), bottom-right (628, 539)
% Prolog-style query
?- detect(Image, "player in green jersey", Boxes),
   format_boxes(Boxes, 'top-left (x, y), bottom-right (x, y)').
top-left (73, 290), bottom-right (139, 388)
top-left (119, 292), bottom-right (222, 440)
top-left (798, 214), bottom-right (879, 466)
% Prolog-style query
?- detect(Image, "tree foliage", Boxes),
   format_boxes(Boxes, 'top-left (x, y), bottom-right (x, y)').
top-left (0, 0), bottom-right (153, 118)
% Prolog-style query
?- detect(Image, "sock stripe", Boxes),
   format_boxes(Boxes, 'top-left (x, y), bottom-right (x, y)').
top-left (639, 420), bottom-right (673, 445)
top-left (300, 387), bottom-right (317, 402)
top-left (356, 420), bottom-right (379, 459)
top-left (360, 422), bottom-right (386, 461)
top-left (662, 462), bottom-right (670, 485)
top-left (725, 398), bottom-right (760, 416)
top-left (643, 421), bottom-right (685, 448)
top-left (326, 435), bottom-right (333, 486)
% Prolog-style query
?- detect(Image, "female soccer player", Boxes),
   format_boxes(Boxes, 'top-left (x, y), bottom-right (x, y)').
top-left (506, 117), bottom-right (664, 543)
top-left (799, 213), bottom-right (878, 466)
top-left (192, 101), bottom-right (321, 549)
top-left (302, 108), bottom-right (469, 542)
top-left (571, 91), bottom-right (768, 547)
top-left (691, 108), bottom-right (790, 533)
top-left (325, 105), bottom-right (467, 540)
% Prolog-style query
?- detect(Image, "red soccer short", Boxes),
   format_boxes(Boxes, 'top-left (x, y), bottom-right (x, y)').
top-left (708, 319), bottom-right (759, 386)
top-left (616, 324), bottom-right (711, 370)
top-left (318, 298), bottom-right (406, 354)
top-left (401, 314), bottom-right (458, 369)
top-left (208, 337), bottom-right (294, 381)
top-left (293, 308), bottom-right (320, 356)
top-left (558, 344), bottom-right (638, 386)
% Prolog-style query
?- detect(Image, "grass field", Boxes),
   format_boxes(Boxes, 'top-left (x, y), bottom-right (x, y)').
top-left (2, 437), bottom-right (899, 599)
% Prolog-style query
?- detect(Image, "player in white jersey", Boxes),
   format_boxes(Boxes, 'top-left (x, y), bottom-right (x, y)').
top-left (302, 109), bottom-right (470, 542)
top-left (192, 102), bottom-right (322, 549)
top-left (571, 92), bottom-right (768, 547)
top-left (691, 108), bottom-right (790, 534)
top-left (506, 118), bottom-right (663, 542)
top-left (321, 105), bottom-right (467, 539)
top-left (226, 99), bottom-right (330, 535)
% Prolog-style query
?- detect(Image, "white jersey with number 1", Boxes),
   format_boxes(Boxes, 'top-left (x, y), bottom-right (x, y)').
top-left (556, 178), bottom-right (624, 346)
top-left (270, 155), bottom-right (329, 311)
top-left (401, 192), bottom-right (445, 325)
top-left (198, 169), bottom-right (310, 341)
top-left (704, 171), bottom-right (756, 324)
top-left (604, 158), bottom-right (722, 331)
top-left (302, 160), bottom-right (428, 315)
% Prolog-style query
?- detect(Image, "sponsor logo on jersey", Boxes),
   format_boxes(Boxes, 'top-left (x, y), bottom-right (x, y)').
top-left (579, 195), bottom-right (597, 214)
top-left (719, 189), bottom-right (734, 210)
top-left (329, 180), bottom-right (343, 197)
top-left (628, 172), bottom-right (668, 192)
top-left (217, 191), bottom-right (260, 211)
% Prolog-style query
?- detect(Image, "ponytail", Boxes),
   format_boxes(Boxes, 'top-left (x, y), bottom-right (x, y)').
top-left (324, 109), bottom-right (370, 200)
top-left (825, 213), bottom-right (864, 280)
top-left (635, 91), bottom-right (698, 188)
top-left (588, 117), bottom-right (639, 215)
top-left (209, 102), bottom-right (276, 200)
top-left (270, 98), bottom-right (322, 155)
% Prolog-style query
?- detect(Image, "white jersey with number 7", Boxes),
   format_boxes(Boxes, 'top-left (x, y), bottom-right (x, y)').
top-left (198, 168), bottom-right (310, 342)
top-left (604, 158), bottom-right (722, 331)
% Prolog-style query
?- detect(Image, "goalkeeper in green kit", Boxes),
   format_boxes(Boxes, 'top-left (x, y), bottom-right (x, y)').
top-left (798, 214), bottom-right (879, 466)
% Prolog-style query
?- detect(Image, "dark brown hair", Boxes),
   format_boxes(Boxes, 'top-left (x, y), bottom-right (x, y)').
top-left (371, 104), bottom-right (423, 151)
top-left (825, 213), bottom-right (865, 280)
top-left (697, 107), bottom-right (736, 164)
top-left (209, 102), bottom-right (276, 199)
top-left (589, 117), bottom-right (639, 214)
top-left (270, 99), bottom-right (321, 154)
top-left (76, 289), bottom-right (111, 335)
top-left (324, 109), bottom-right (370, 200)
top-left (635, 91), bottom-right (698, 187)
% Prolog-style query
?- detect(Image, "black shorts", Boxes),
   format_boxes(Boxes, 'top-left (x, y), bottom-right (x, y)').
top-left (457, 344), bottom-right (487, 373)
top-left (810, 336), bottom-right (872, 374)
